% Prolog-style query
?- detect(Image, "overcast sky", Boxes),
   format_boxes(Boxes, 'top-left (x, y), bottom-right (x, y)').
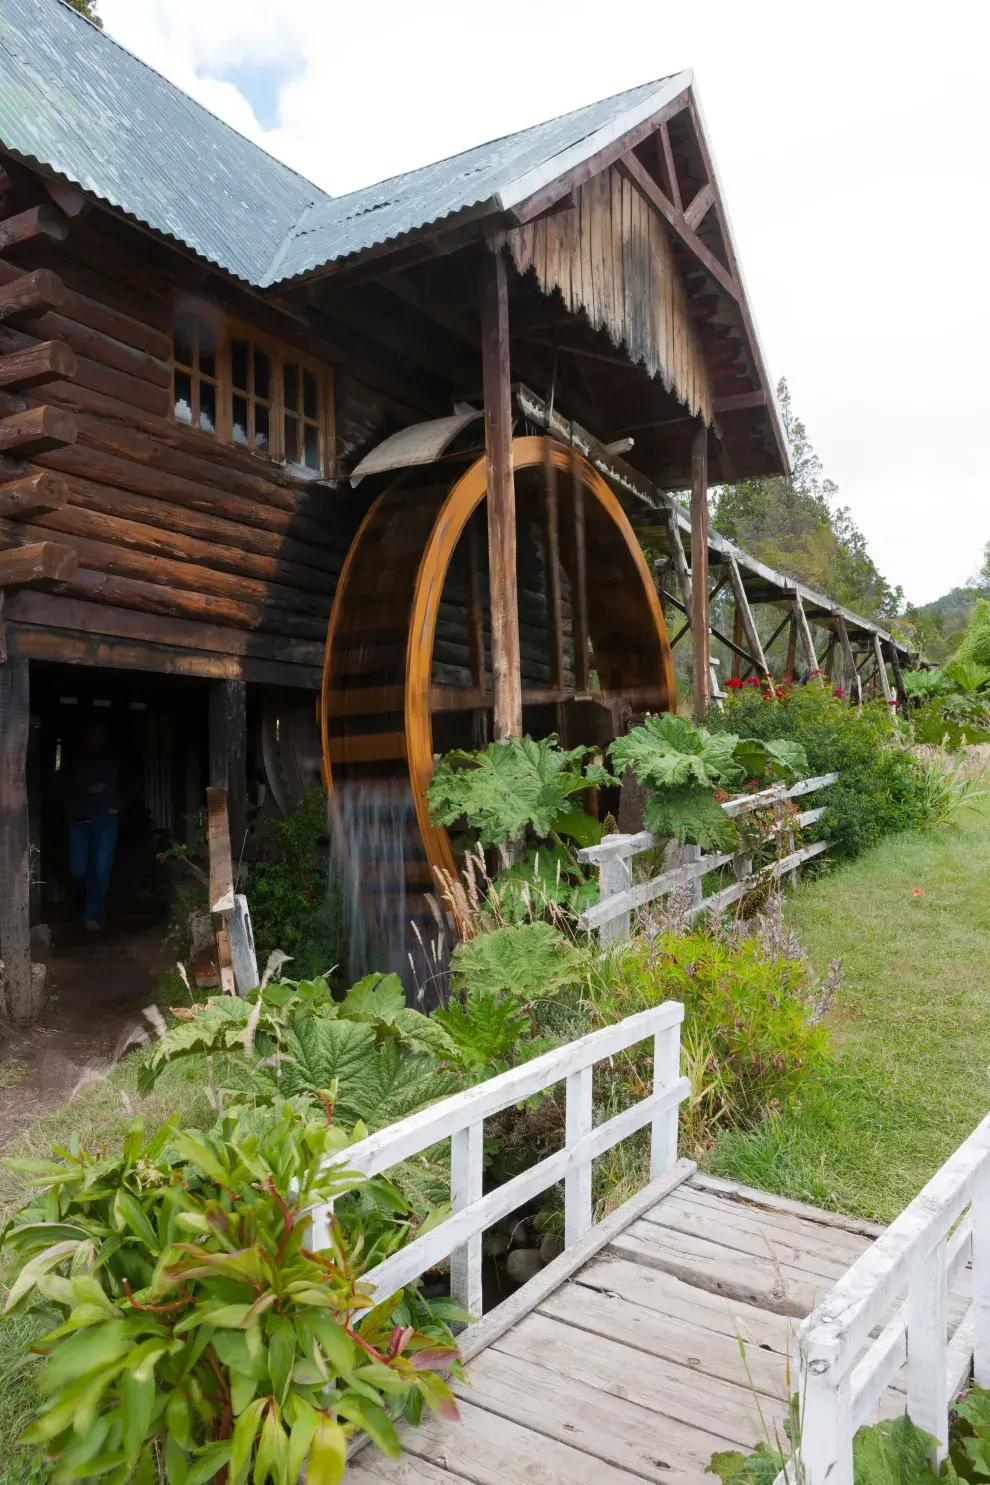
top-left (98, 0), bottom-right (989, 606)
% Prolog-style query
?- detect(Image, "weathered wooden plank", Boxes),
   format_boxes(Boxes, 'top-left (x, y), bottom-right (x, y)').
top-left (641, 1194), bottom-right (856, 1282)
top-left (672, 1186), bottom-right (873, 1260)
top-left (0, 656), bottom-right (35, 1022)
top-left (691, 420), bottom-right (710, 720)
top-left (688, 1174), bottom-right (883, 1240)
top-left (480, 247), bottom-right (521, 739)
top-left (455, 1346), bottom-right (728, 1484)
top-left (494, 1311), bottom-right (785, 1448)
top-left (726, 557), bottom-right (770, 678)
top-left (209, 683), bottom-right (247, 865)
top-left (206, 784), bottom-right (235, 915)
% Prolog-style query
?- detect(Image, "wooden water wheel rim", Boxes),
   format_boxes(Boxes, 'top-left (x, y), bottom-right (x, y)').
top-left (403, 434), bottom-right (674, 887)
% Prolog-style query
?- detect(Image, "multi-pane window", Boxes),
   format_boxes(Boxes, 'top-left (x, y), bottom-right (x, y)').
top-left (172, 311), bottom-right (219, 434)
top-left (170, 306), bottom-right (334, 478)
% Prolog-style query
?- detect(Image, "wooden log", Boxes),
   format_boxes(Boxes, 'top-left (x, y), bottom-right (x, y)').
top-left (665, 509), bottom-right (692, 609)
top-left (785, 613), bottom-right (798, 681)
top-left (481, 247), bottom-right (522, 739)
top-left (690, 421), bottom-right (709, 721)
top-left (0, 540), bottom-right (76, 585)
top-left (0, 472), bottom-right (68, 517)
top-left (0, 339), bottom-right (77, 390)
top-left (874, 632), bottom-right (895, 707)
top-left (0, 657), bottom-right (37, 1022)
top-left (0, 268), bottom-right (66, 326)
top-left (726, 557), bottom-right (770, 680)
top-left (209, 685), bottom-right (247, 868)
top-left (731, 606), bottom-right (743, 680)
top-left (543, 436), bottom-right (565, 691)
top-left (206, 785), bottom-right (235, 915)
top-left (4, 589), bottom-right (324, 666)
top-left (0, 205), bottom-right (68, 255)
top-left (834, 615), bottom-right (862, 705)
top-left (823, 632), bottom-right (837, 682)
top-left (0, 257), bottom-right (169, 358)
top-left (0, 405), bottom-right (76, 456)
top-left (572, 443), bottom-right (591, 693)
top-left (794, 592), bottom-right (818, 674)
top-left (888, 641), bottom-right (909, 710)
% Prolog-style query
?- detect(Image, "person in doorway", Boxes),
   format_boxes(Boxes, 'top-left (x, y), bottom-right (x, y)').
top-left (64, 715), bottom-right (120, 930)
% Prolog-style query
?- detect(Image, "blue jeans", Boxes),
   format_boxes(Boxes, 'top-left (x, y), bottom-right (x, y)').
top-left (68, 812), bottom-right (118, 923)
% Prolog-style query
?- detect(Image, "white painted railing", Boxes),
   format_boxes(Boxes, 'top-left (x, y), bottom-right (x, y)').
top-left (795, 1113), bottom-right (990, 1484)
top-left (308, 1004), bottom-right (689, 1320)
top-left (577, 772), bottom-right (839, 944)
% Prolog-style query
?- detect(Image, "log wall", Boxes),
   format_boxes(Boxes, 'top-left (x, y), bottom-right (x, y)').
top-left (507, 165), bottom-right (711, 424)
top-left (0, 191), bottom-right (378, 689)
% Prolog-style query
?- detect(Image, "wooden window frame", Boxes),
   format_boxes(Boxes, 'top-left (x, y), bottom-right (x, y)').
top-left (170, 299), bottom-right (336, 480)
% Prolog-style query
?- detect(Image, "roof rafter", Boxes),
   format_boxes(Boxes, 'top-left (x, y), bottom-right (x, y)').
top-left (615, 151), bottom-right (741, 302)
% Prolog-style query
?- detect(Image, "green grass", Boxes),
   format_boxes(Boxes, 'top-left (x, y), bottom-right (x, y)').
top-left (707, 801), bottom-right (990, 1223)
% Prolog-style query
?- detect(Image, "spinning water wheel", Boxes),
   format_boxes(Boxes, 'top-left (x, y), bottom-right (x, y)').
top-left (320, 433), bottom-right (676, 989)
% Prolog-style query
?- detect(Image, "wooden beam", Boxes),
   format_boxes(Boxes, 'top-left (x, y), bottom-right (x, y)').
top-left (209, 680), bottom-right (247, 866)
top-left (206, 785), bottom-right (235, 916)
top-left (0, 204), bottom-right (69, 255)
top-left (874, 632), bottom-right (895, 706)
top-left (793, 592), bottom-right (818, 674)
top-left (690, 422), bottom-right (710, 721)
top-left (616, 151), bottom-right (741, 302)
top-left (508, 89), bottom-right (691, 224)
top-left (712, 390), bottom-right (767, 413)
top-left (683, 181), bottom-right (716, 231)
top-left (659, 123), bottom-right (682, 212)
top-left (571, 443), bottom-right (590, 692)
top-left (888, 639), bottom-right (909, 710)
top-left (0, 339), bottom-right (77, 390)
top-left (785, 614), bottom-right (798, 681)
top-left (666, 508), bottom-right (692, 609)
top-left (0, 404), bottom-right (76, 456)
top-left (542, 437), bottom-right (565, 691)
top-left (834, 615), bottom-right (862, 704)
top-left (0, 268), bottom-right (66, 326)
top-left (731, 606), bottom-right (743, 681)
top-left (726, 557), bottom-right (770, 680)
top-left (0, 472), bottom-right (69, 518)
top-left (0, 656), bottom-right (37, 1022)
top-left (0, 540), bottom-right (76, 585)
top-left (480, 248), bottom-right (522, 739)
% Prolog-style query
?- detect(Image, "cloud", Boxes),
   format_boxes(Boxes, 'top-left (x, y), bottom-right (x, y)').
top-left (96, 0), bottom-right (990, 603)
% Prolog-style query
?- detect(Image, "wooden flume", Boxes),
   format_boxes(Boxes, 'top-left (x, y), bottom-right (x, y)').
top-left (320, 435), bottom-right (676, 987)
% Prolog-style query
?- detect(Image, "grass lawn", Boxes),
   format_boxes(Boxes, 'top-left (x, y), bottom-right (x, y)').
top-left (708, 800), bottom-right (990, 1223)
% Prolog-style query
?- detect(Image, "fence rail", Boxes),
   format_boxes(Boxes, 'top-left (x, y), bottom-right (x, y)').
top-left (795, 1113), bottom-right (990, 1484)
top-left (577, 771), bottom-right (839, 943)
top-left (308, 1004), bottom-right (689, 1321)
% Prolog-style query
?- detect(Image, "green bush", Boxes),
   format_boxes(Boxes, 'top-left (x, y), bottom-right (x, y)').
top-left (246, 791), bottom-right (343, 981)
top-left (709, 685), bottom-right (933, 857)
top-left (586, 929), bottom-right (829, 1135)
top-left (1, 1104), bottom-right (459, 1485)
top-left (955, 597), bottom-right (990, 667)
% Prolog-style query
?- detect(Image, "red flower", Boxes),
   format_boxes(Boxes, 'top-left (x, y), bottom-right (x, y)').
top-left (912, 888), bottom-right (923, 897)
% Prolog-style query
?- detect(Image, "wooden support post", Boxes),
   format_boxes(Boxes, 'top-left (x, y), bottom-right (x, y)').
top-left (731, 606), bottom-right (743, 680)
top-left (690, 422), bottom-right (710, 722)
top-left (726, 558), bottom-right (770, 680)
top-left (572, 443), bottom-right (590, 692)
top-left (0, 656), bottom-right (37, 1023)
top-left (666, 510), bottom-right (692, 610)
top-left (785, 613), bottom-right (798, 682)
top-left (873, 633), bottom-right (895, 707)
top-left (480, 247), bottom-right (522, 739)
top-left (888, 641), bottom-right (909, 710)
top-left (542, 437), bottom-right (565, 691)
top-left (209, 679), bottom-right (247, 867)
top-left (823, 632), bottom-right (837, 681)
top-left (794, 592), bottom-right (818, 676)
top-left (834, 616), bottom-right (862, 705)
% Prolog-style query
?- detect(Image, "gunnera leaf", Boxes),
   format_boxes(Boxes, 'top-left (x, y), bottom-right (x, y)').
top-left (426, 734), bottom-right (600, 847)
top-left (450, 922), bottom-right (587, 1003)
top-left (642, 786), bottom-right (739, 852)
top-left (851, 1413), bottom-right (941, 1484)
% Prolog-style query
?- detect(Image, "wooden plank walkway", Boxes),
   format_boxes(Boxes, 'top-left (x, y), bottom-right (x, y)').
top-left (348, 1172), bottom-right (966, 1485)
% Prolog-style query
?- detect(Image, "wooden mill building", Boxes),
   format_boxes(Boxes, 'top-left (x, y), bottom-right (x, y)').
top-left (0, 0), bottom-right (911, 1017)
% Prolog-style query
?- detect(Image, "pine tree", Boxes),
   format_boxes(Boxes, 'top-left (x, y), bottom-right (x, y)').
top-left (63, 0), bottom-right (102, 28)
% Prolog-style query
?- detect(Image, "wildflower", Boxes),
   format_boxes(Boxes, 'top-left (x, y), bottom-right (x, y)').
top-left (912, 888), bottom-right (923, 897)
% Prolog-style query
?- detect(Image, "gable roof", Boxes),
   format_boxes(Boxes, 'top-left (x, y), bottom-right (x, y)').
top-left (0, 0), bottom-right (690, 289)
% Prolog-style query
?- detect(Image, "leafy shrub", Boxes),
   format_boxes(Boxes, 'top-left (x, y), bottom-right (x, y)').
top-left (710, 684), bottom-right (932, 857)
top-left (1, 1104), bottom-right (459, 1484)
top-left (955, 597), bottom-right (990, 668)
top-left (450, 923), bottom-right (587, 1005)
top-left (589, 929), bottom-right (829, 1133)
top-left (609, 714), bottom-right (807, 851)
top-left (427, 734), bottom-right (614, 849)
top-left (246, 790), bottom-right (343, 981)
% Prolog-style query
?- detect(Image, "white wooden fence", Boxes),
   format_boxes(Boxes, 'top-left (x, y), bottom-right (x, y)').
top-left (308, 1003), bottom-right (689, 1320)
top-left (577, 772), bottom-right (839, 944)
top-left (795, 1113), bottom-right (990, 1483)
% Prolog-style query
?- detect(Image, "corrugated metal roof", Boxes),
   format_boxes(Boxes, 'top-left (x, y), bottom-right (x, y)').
top-left (268, 74), bottom-right (689, 284)
top-left (0, 0), bottom-right (328, 283)
top-left (0, 0), bottom-right (690, 289)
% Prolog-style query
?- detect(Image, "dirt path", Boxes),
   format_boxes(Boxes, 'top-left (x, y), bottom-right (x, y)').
top-left (0, 922), bottom-right (172, 1151)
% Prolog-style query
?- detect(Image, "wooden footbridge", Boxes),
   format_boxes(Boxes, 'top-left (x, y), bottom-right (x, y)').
top-left (317, 1009), bottom-right (990, 1484)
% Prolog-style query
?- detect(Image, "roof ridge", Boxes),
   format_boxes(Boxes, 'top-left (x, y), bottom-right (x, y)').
top-left (260, 199), bottom-right (317, 287)
top-left (48, 0), bottom-right (335, 206)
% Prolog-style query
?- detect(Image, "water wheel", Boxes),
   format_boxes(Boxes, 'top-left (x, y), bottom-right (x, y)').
top-left (320, 434), bottom-right (676, 993)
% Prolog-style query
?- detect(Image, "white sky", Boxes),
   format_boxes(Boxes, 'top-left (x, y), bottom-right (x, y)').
top-left (99, 0), bottom-right (990, 606)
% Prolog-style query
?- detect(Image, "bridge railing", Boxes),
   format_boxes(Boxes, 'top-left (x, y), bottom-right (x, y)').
top-left (795, 1113), bottom-right (990, 1484)
top-left (307, 1003), bottom-right (689, 1321)
top-left (577, 772), bottom-right (839, 945)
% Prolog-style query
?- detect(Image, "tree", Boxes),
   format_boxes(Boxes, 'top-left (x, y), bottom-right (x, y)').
top-left (968, 538), bottom-right (990, 592)
top-left (712, 380), bottom-right (903, 621)
top-left (63, 0), bottom-right (102, 27)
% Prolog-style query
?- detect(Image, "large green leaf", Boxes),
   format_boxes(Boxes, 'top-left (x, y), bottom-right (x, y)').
top-left (851, 1413), bottom-right (940, 1483)
top-left (610, 714), bottom-right (745, 792)
top-left (339, 973), bottom-right (406, 1025)
top-left (426, 733), bottom-right (605, 846)
top-left (642, 785), bottom-right (739, 852)
top-left (451, 922), bottom-right (587, 1003)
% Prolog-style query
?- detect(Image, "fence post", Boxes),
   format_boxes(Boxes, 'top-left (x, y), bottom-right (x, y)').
top-left (799, 1351), bottom-right (853, 1485)
top-left (599, 855), bottom-right (632, 946)
top-left (651, 1021), bottom-right (680, 1177)
top-left (973, 1163), bottom-right (990, 1387)
top-left (450, 1122), bottom-right (484, 1321)
top-left (907, 1235), bottom-right (949, 1464)
top-left (565, 1065), bottom-right (594, 1246)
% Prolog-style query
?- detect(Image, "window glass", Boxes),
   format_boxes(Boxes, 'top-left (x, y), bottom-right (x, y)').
top-left (303, 369), bottom-right (318, 421)
top-left (232, 395), bottom-right (248, 446)
top-left (254, 347), bottom-right (270, 402)
top-left (303, 422), bottom-right (320, 471)
top-left (172, 311), bottom-right (218, 434)
top-left (231, 340), bottom-right (248, 392)
top-left (284, 414), bottom-right (300, 465)
top-left (254, 403), bottom-right (270, 452)
top-left (199, 380), bottom-right (216, 433)
top-left (173, 369), bottom-right (192, 425)
top-left (284, 363), bottom-right (299, 412)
